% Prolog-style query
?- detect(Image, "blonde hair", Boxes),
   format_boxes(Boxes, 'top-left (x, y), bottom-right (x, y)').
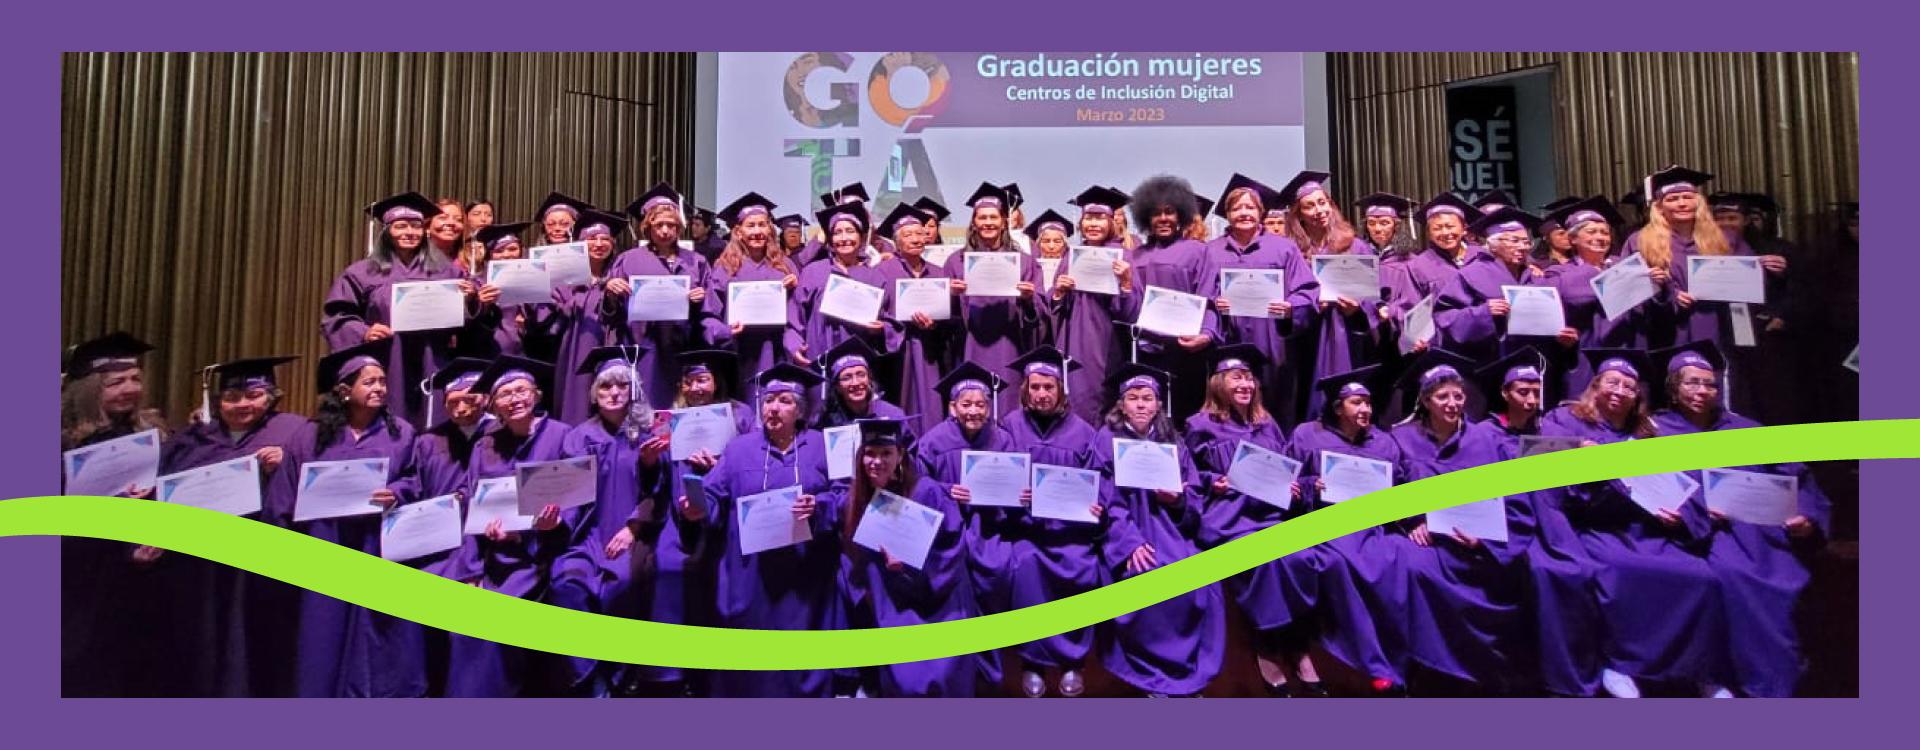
top-left (61, 372), bottom-right (168, 451)
top-left (714, 216), bottom-right (795, 277)
top-left (1286, 190), bottom-right (1357, 258)
top-left (1636, 192), bottom-right (1730, 270)
top-left (1200, 369), bottom-right (1272, 425)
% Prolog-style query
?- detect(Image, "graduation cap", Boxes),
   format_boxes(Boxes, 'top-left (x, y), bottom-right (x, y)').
top-left (678, 349), bottom-right (740, 397)
top-left (1313, 364), bottom-right (1386, 413)
top-left (574, 209), bottom-right (628, 241)
top-left (193, 355), bottom-right (298, 423)
top-left (775, 214), bottom-right (808, 231)
top-left (625, 182), bottom-right (683, 221)
top-left (65, 331), bottom-right (154, 380)
top-left (428, 357), bottom-right (492, 393)
top-left (1394, 347), bottom-right (1477, 398)
top-left (822, 337), bottom-right (883, 380)
top-left (364, 191), bottom-right (441, 225)
top-left (819, 182), bottom-right (871, 208)
top-left (1653, 340), bottom-right (1725, 377)
top-left (1545, 196), bottom-right (1623, 232)
top-left (1708, 192), bottom-right (1750, 214)
top-left (876, 204), bottom-right (932, 241)
top-left (965, 182), bottom-right (1013, 212)
top-left (315, 341), bottom-right (390, 395)
top-left (690, 207), bottom-right (718, 226)
top-left (1071, 185), bottom-right (1130, 215)
top-left (475, 221), bottom-right (531, 252)
top-left (1355, 192), bottom-right (1416, 219)
top-left (754, 362), bottom-right (825, 397)
top-left (1617, 189), bottom-right (1646, 209)
top-left (1106, 362), bottom-right (1172, 399)
top-left (933, 361), bottom-right (1006, 404)
top-left (1214, 173), bottom-right (1285, 220)
top-left (1644, 165), bottom-right (1713, 202)
top-left (1107, 186), bottom-right (1133, 204)
top-left (1418, 193), bottom-right (1483, 224)
top-left (1474, 346), bottom-right (1547, 409)
top-left (912, 196), bottom-right (952, 222)
top-left (814, 202), bottom-right (872, 236)
top-left (536, 192), bottom-right (592, 223)
top-left (718, 192), bottom-right (778, 227)
top-left (1467, 206), bottom-right (1544, 238)
top-left (472, 355), bottom-right (555, 398)
top-left (1194, 195), bottom-right (1216, 219)
top-left (1008, 344), bottom-right (1079, 383)
top-left (1002, 183), bottom-right (1026, 211)
top-left (856, 417), bottom-right (909, 448)
top-left (1540, 196), bottom-right (1583, 214)
top-left (1579, 347), bottom-right (1652, 389)
top-left (578, 345), bottom-right (648, 378)
top-left (1276, 170), bottom-right (1332, 207)
top-left (1472, 189), bottom-right (1518, 211)
top-left (1210, 343), bottom-right (1267, 375)
top-left (1023, 209), bottom-right (1075, 243)
top-left (1741, 193), bottom-right (1779, 215)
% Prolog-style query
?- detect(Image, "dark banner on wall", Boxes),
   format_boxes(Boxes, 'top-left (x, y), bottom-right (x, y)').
top-left (1447, 85), bottom-right (1520, 206)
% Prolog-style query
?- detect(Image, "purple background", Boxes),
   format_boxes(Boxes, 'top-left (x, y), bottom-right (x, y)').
top-left (4, 2), bottom-right (1893, 747)
top-left (932, 52), bottom-right (1307, 129)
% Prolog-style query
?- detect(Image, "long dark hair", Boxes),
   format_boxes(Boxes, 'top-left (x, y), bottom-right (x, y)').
top-left (313, 373), bottom-right (398, 451)
top-left (840, 441), bottom-right (921, 560)
top-left (1104, 389), bottom-right (1177, 442)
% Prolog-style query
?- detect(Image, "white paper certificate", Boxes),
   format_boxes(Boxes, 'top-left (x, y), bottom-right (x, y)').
top-left (464, 476), bottom-right (533, 534)
top-left (1502, 285), bottom-right (1566, 337)
top-left (1037, 257), bottom-right (1064, 292)
top-left (1685, 256), bottom-right (1766, 303)
top-left (1398, 294), bottom-right (1437, 354)
top-left (1136, 285), bottom-right (1207, 337)
top-left (513, 455), bottom-right (598, 514)
top-left (1590, 252), bottom-right (1657, 321)
top-left (727, 280), bottom-right (788, 327)
top-left (156, 455), bottom-right (261, 516)
top-left (528, 242), bottom-right (592, 287)
top-left (1067, 245), bottom-right (1122, 295)
top-left (820, 273), bottom-right (885, 326)
top-left (380, 495), bottom-right (464, 562)
top-left (921, 244), bottom-right (962, 267)
top-left (1620, 471), bottom-right (1700, 516)
top-left (1218, 268), bottom-right (1285, 319)
top-left (487, 258), bottom-right (553, 306)
top-left (1112, 438), bottom-right (1182, 492)
top-left (1426, 498), bottom-right (1510, 543)
top-left (1702, 468), bottom-right (1798, 525)
top-left (293, 458), bottom-right (390, 522)
top-left (1319, 451), bottom-right (1394, 504)
top-left (627, 275), bottom-right (692, 322)
top-left (893, 277), bottom-right (952, 321)
top-left (825, 425), bottom-right (860, 480)
top-left (1312, 254), bottom-right (1381, 302)
top-left (669, 403), bottom-right (737, 461)
top-left (62, 429), bottom-right (161, 497)
top-left (1031, 464), bottom-right (1101, 524)
top-left (389, 279), bottom-right (466, 332)
top-left (851, 489), bottom-right (943, 570)
top-left (960, 451), bottom-right (1031, 507)
top-left (737, 486), bottom-right (811, 555)
top-left (1518, 435), bottom-right (1586, 458)
top-left (963, 252), bottom-right (1022, 297)
top-left (1225, 441), bottom-right (1302, 509)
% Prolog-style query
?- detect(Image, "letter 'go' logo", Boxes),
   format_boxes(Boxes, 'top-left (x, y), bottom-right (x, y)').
top-left (785, 52), bottom-right (950, 132)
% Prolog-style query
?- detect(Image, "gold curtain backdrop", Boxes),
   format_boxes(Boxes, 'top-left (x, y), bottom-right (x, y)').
top-left (63, 52), bottom-right (1857, 419)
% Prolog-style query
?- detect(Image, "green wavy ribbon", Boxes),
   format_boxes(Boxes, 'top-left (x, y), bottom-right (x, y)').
top-left (8, 420), bottom-right (1906, 670)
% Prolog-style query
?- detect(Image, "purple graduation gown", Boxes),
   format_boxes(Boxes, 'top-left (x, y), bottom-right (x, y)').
top-left (1284, 420), bottom-right (1408, 683)
top-left (1186, 412), bottom-right (1397, 682)
top-left (604, 244), bottom-right (720, 412)
top-left (706, 255), bottom-right (797, 388)
top-left (1002, 409), bottom-right (1106, 669)
top-left (1046, 238), bottom-right (1136, 424)
top-left (1381, 419), bottom-right (1536, 690)
top-left (693, 234), bottom-right (729, 264)
top-left (322, 255), bottom-right (468, 429)
top-left (1199, 233), bottom-right (1319, 423)
top-left (1628, 229), bottom-right (1780, 419)
top-left (445, 417), bottom-right (576, 697)
top-left (1298, 244), bottom-right (1389, 421)
top-left (909, 416), bottom-right (1016, 686)
top-left (874, 254), bottom-right (960, 435)
top-left (1116, 238), bottom-right (1219, 417)
top-left (545, 276), bottom-right (621, 426)
top-left (1385, 244), bottom-right (1478, 322)
top-left (156, 412), bottom-right (308, 697)
top-left (943, 246), bottom-right (1052, 383)
top-left (1433, 251), bottom-right (1559, 367)
top-left (1543, 256), bottom-right (1664, 402)
top-left (1538, 405), bottom-right (1725, 686)
top-left (837, 476), bottom-right (983, 696)
top-left (1093, 425), bottom-right (1225, 695)
top-left (391, 417), bottom-right (491, 697)
top-left (266, 415), bottom-right (426, 698)
top-left (786, 255), bottom-right (899, 369)
top-left (688, 428), bottom-right (839, 697)
top-left (1653, 409), bottom-right (1830, 697)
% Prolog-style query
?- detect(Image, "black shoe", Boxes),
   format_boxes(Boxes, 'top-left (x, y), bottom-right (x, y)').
top-left (1263, 680), bottom-right (1292, 697)
top-left (1292, 680), bottom-right (1330, 698)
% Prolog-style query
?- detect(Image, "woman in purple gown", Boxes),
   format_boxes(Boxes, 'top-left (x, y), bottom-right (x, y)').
top-left (1541, 197), bottom-right (1672, 403)
top-left (158, 356), bottom-right (307, 697)
top-left (1649, 341), bottom-right (1830, 697)
top-left (599, 184), bottom-right (716, 411)
top-left (1001, 346), bottom-right (1107, 697)
top-left (1279, 172), bottom-right (1389, 420)
top-left (1093, 364), bottom-right (1226, 697)
top-left (943, 182), bottom-right (1051, 382)
top-left (816, 337), bottom-right (911, 433)
top-left (786, 202), bottom-right (895, 368)
top-left (1200, 175), bottom-right (1317, 424)
top-left (1433, 207), bottom-right (1579, 369)
top-left (538, 208), bottom-right (635, 424)
top-left (1385, 193), bottom-right (1485, 326)
top-left (672, 364), bottom-right (839, 697)
top-left (444, 356), bottom-right (572, 697)
top-left (834, 418), bottom-right (984, 696)
top-left (394, 357), bottom-right (492, 697)
top-left (872, 203), bottom-right (956, 436)
top-left (321, 192), bottom-right (487, 429)
top-left (1537, 348), bottom-right (1730, 698)
top-left (1118, 175), bottom-right (1218, 420)
top-left (457, 222), bottom-right (537, 360)
top-left (1051, 186), bottom-right (1138, 423)
top-left (268, 342), bottom-right (426, 698)
top-left (705, 193), bottom-right (800, 388)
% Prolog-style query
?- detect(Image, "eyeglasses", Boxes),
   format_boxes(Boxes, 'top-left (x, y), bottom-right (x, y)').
top-left (494, 385), bottom-right (536, 402)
